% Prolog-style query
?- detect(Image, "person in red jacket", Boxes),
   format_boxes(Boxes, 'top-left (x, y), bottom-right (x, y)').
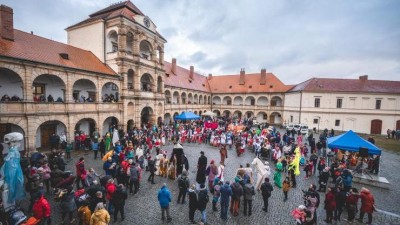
top-left (106, 178), bottom-right (117, 213)
top-left (357, 187), bottom-right (375, 224)
top-left (76, 157), bottom-right (87, 189)
top-left (32, 193), bottom-right (51, 225)
top-left (346, 188), bottom-right (360, 223)
top-left (324, 187), bottom-right (336, 223)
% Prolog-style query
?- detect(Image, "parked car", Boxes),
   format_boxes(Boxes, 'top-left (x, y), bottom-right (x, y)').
top-left (300, 125), bottom-right (309, 135)
top-left (293, 124), bottom-right (301, 132)
top-left (286, 124), bottom-right (295, 131)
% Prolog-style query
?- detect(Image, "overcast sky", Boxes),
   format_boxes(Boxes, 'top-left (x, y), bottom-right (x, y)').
top-left (4, 0), bottom-right (400, 84)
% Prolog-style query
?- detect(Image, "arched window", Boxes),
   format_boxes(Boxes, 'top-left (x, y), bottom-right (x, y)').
top-left (126, 32), bottom-right (134, 53)
top-left (141, 73), bottom-right (154, 92)
top-left (140, 40), bottom-right (153, 60)
top-left (107, 30), bottom-right (118, 53)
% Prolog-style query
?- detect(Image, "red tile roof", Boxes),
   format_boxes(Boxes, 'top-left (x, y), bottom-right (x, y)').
top-left (163, 61), bottom-right (210, 92)
top-left (289, 77), bottom-right (400, 94)
top-left (0, 29), bottom-right (116, 75)
top-left (89, 1), bottom-right (144, 17)
top-left (208, 72), bottom-right (293, 93)
top-left (66, 1), bottom-right (166, 41)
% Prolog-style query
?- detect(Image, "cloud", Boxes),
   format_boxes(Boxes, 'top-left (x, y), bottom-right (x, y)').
top-left (2, 0), bottom-right (400, 83)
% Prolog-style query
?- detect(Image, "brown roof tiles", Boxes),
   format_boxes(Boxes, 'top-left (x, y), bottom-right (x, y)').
top-left (208, 72), bottom-right (292, 93)
top-left (0, 29), bottom-right (116, 75)
top-left (289, 77), bottom-right (400, 94)
top-left (163, 61), bottom-right (210, 92)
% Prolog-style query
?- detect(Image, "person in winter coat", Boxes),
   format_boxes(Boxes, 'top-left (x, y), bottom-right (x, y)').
top-left (78, 200), bottom-right (92, 225)
top-left (177, 170), bottom-right (190, 204)
top-left (341, 169), bottom-right (353, 192)
top-left (357, 187), bottom-right (375, 224)
top-left (39, 162), bottom-right (51, 193)
top-left (76, 157), bottom-right (87, 189)
top-left (318, 167), bottom-right (330, 192)
top-left (89, 190), bottom-right (107, 213)
top-left (147, 156), bottom-right (156, 184)
top-left (282, 177), bottom-right (291, 201)
top-left (346, 188), bottom-right (360, 223)
top-left (90, 202), bottom-right (110, 225)
top-left (60, 186), bottom-right (77, 224)
top-left (243, 179), bottom-right (255, 216)
top-left (206, 160), bottom-right (219, 193)
top-left (324, 187), bottom-right (336, 223)
top-left (334, 186), bottom-right (347, 221)
top-left (128, 160), bottom-right (140, 194)
top-left (197, 183), bottom-right (209, 224)
top-left (105, 178), bottom-right (116, 213)
top-left (196, 151), bottom-right (208, 185)
top-left (230, 176), bottom-right (243, 216)
top-left (188, 184), bottom-right (198, 224)
top-left (32, 193), bottom-right (51, 225)
top-left (112, 184), bottom-right (128, 222)
top-left (158, 183), bottom-right (172, 222)
top-left (212, 177), bottom-right (222, 212)
top-left (260, 177), bottom-right (273, 212)
top-left (219, 181), bottom-right (232, 220)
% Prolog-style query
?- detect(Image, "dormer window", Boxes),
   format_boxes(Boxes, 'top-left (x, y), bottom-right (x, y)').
top-left (270, 85), bottom-right (274, 88)
top-left (249, 85), bottom-right (252, 88)
top-left (189, 80), bottom-right (192, 83)
top-left (229, 86), bottom-right (232, 89)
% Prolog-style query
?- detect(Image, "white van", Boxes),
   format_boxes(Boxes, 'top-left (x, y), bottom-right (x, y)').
top-left (300, 125), bottom-right (309, 135)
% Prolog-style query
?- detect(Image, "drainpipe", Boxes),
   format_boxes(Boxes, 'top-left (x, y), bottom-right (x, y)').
top-left (103, 20), bottom-right (106, 63)
top-left (299, 91), bottom-right (303, 124)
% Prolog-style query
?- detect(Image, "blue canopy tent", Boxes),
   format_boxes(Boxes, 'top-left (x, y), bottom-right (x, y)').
top-left (327, 130), bottom-right (381, 155)
top-left (174, 111), bottom-right (200, 121)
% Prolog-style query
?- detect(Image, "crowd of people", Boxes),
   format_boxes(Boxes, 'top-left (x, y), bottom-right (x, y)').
top-left (0, 116), bottom-right (379, 225)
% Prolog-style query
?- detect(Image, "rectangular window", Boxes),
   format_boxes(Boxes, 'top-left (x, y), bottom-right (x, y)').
top-left (335, 120), bottom-right (340, 126)
top-left (314, 98), bottom-right (320, 108)
top-left (250, 99), bottom-right (255, 106)
top-left (336, 98), bottom-right (343, 108)
top-left (290, 115), bottom-right (293, 123)
top-left (375, 99), bottom-right (381, 109)
top-left (313, 118), bottom-right (319, 124)
top-left (263, 114), bottom-right (268, 120)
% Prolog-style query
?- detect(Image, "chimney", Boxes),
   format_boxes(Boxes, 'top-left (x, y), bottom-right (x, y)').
top-left (359, 75), bottom-right (368, 81)
top-left (171, 58), bottom-right (177, 75)
top-left (189, 66), bottom-right (194, 80)
top-left (239, 68), bottom-right (245, 85)
top-left (260, 68), bottom-right (267, 85)
top-left (208, 73), bottom-right (212, 80)
top-left (0, 5), bottom-right (14, 41)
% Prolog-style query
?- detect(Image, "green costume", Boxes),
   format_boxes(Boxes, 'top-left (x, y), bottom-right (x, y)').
top-left (105, 134), bottom-right (112, 151)
top-left (274, 162), bottom-right (283, 188)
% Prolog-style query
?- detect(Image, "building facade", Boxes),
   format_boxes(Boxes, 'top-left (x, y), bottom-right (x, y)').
top-left (0, 2), bottom-right (399, 152)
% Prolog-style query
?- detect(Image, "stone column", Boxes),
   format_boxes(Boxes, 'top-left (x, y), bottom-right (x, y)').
top-left (159, 50), bottom-right (164, 65)
top-left (24, 66), bottom-right (33, 101)
top-left (118, 26), bottom-right (127, 52)
top-left (134, 67), bottom-right (141, 92)
top-left (65, 72), bottom-right (72, 103)
top-left (133, 34), bottom-right (140, 56)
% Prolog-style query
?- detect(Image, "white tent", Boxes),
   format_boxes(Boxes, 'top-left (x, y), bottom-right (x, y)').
top-left (202, 111), bottom-right (216, 117)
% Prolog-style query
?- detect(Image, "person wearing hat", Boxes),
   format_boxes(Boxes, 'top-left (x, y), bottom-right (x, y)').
top-left (188, 184), bottom-right (198, 224)
top-left (157, 183), bottom-right (172, 222)
top-left (128, 160), bottom-right (140, 194)
top-left (357, 187), bottom-right (375, 224)
top-left (220, 181), bottom-right (232, 220)
top-left (260, 177), bottom-right (273, 212)
top-left (230, 176), bottom-right (243, 216)
top-left (196, 151), bottom-right (207, 186)
top-left (212, 178), bottom-right (222, 212)
top-left (243, 178), bottom-right (255, 216)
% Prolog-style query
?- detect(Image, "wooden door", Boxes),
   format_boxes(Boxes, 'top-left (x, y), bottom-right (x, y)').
top-left (370, 119), bottom-right (382, 134)
top-left (41, 126), bottom-right (56, 148)
top-left (396, 120), bottom-right (400, 130)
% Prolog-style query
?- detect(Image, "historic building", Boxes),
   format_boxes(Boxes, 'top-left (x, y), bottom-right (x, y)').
top-left (0, 1), bottom-right (399, 152)
top-left (284, 76), bottom-right (400, 135)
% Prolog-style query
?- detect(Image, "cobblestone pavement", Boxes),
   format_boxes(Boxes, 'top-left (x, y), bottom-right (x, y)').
top-left (42, 141), bottom-right (400, 225)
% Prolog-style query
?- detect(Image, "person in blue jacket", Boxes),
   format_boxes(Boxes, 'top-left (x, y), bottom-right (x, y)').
top-left (158, 183), bottom-right (172, 222)
top-left (220, 181), bottom-right (233, 220)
